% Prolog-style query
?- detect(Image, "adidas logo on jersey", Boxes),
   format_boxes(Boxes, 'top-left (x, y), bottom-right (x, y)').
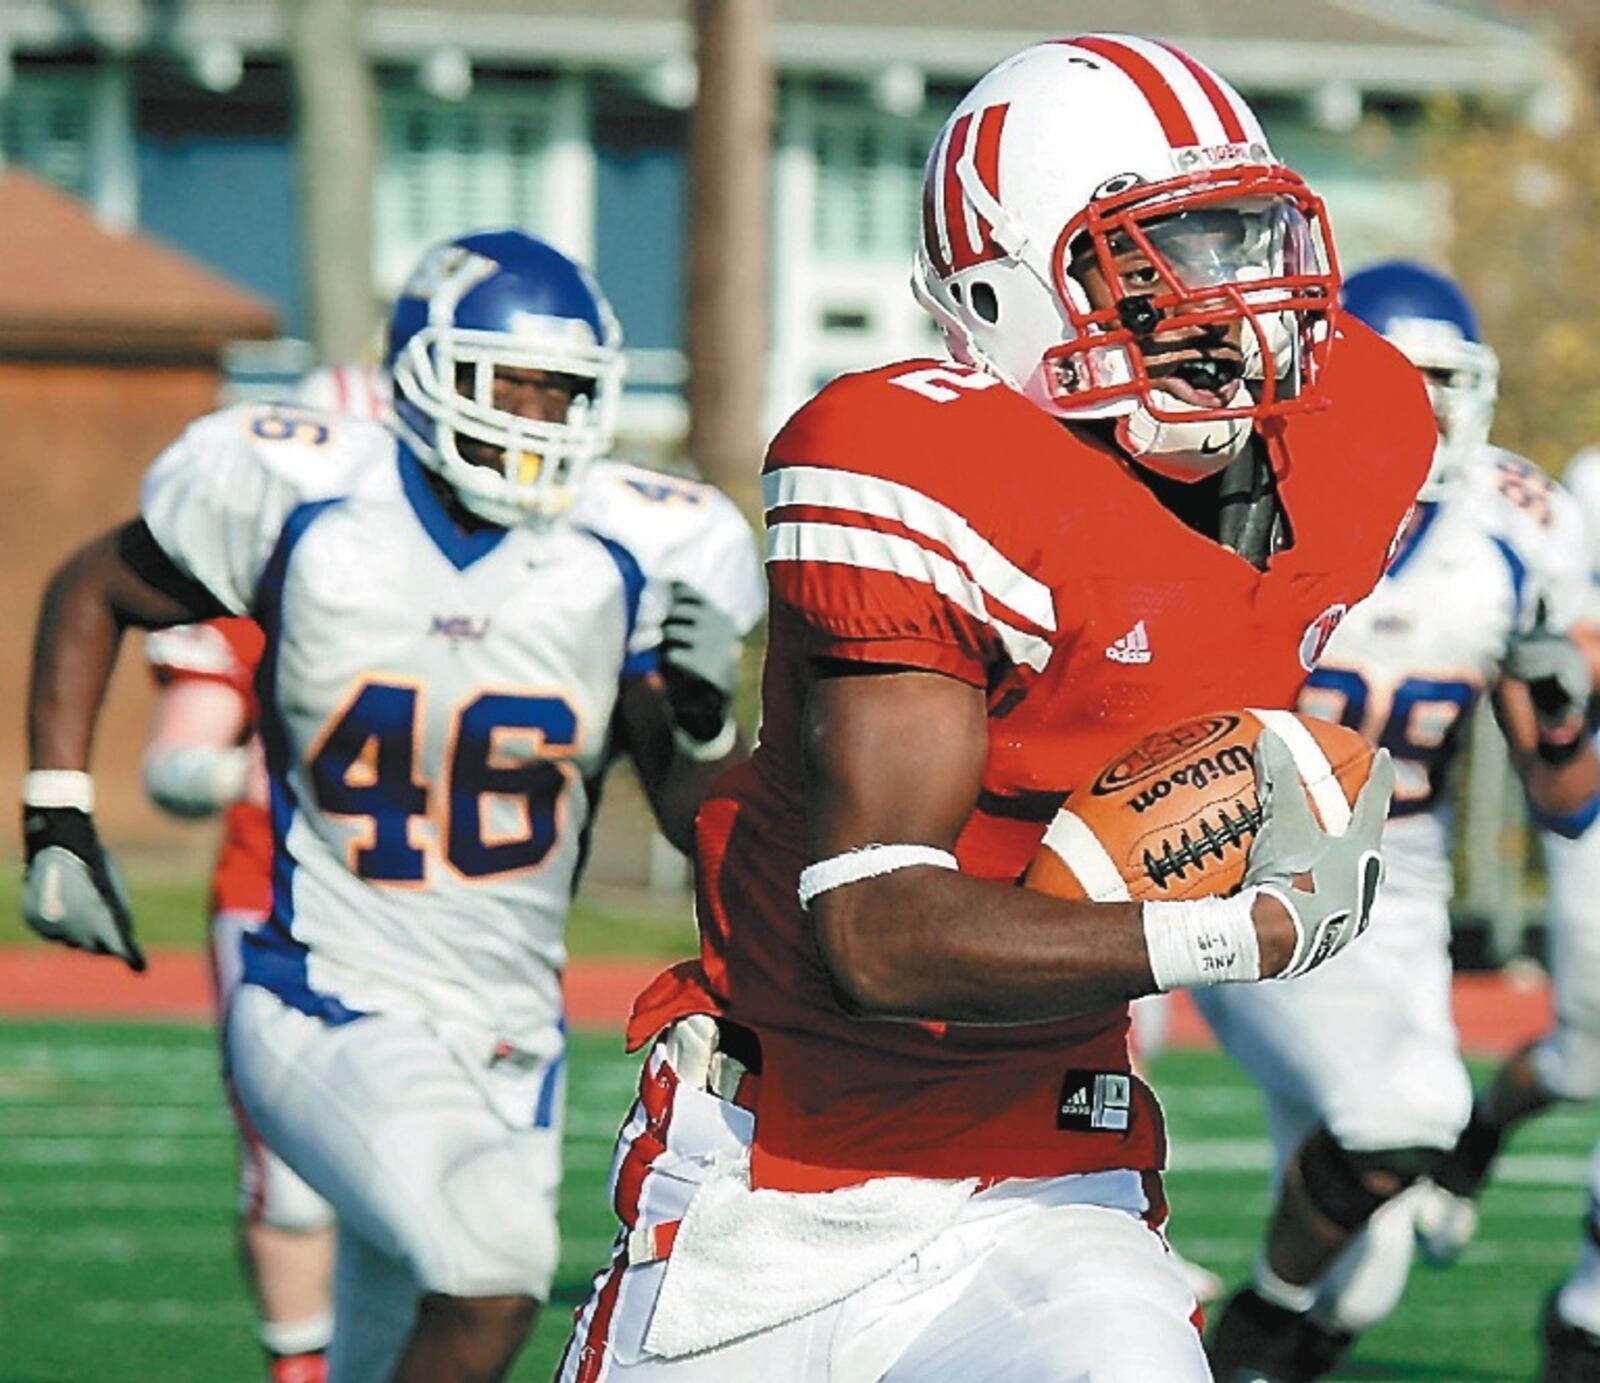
top-left (1057, 1070), bottom-right (1133, 1132)
top-left (1105, 621), bottom-right (1152, 665)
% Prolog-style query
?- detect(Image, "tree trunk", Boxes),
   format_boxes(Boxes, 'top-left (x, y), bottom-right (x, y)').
top-left (686, 0), bottom-right (772, 505)
top-left (288, 0), bottom-right (378, 362)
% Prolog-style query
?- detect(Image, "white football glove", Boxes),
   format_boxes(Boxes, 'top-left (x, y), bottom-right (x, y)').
top-left (21, 804), bottom-right (145, 972)
top-left (1243, 730), bottom-right (1394, 980)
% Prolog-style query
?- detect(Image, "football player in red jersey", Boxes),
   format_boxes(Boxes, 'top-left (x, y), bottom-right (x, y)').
top-left (560, 34), bottom-right (1426, 1382)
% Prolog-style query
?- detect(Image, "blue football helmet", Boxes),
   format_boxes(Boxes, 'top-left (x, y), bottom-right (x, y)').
top-left (1341, 260), bottom-right (1498, 498)
top-left (388, 229), bottom-right (624, 525)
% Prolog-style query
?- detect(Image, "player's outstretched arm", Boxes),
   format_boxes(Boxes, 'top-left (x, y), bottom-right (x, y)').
top-left (1494, 623), bottom-right (1600, 837)
top-left (801, 670), bottom-right (1356, 1025)
top-left (23, 520), bottom-right (225, 969)
top-left (618, 580), bottom-right (747, 853)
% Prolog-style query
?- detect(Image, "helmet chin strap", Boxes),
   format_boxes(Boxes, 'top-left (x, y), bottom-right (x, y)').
top-left (1114, 394), bottom-right (1253, 482)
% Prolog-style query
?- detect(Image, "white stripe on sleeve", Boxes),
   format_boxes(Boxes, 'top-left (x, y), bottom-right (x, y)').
top-left (767, 519), bottom-right (1052, 672)
top-left (763, 467), bottom-right (1056, 634)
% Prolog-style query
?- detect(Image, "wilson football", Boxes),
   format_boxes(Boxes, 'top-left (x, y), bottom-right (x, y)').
top-left (1025, 709), bottom-right (1373, 904)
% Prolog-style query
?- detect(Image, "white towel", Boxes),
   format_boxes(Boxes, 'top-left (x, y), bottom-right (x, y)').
top-left (643, 1159), bottom-right (978, 1358)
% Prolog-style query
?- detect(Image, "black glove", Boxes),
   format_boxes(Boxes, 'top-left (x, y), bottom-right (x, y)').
top-left (1503, 623), bottom-right (1592, 762)
top-left (21, 806), bottom-right (145, 972)
top-left (659, 581), bottom-right (742, 753)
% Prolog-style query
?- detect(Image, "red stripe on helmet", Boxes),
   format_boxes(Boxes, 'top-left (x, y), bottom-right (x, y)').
top-left (1157, 43), bottom-right (1248, 143)
top-left (1068, 35), bottom-right (1198, 149)
top-left (941, 111), bottom-right (979, 267)
top-left (971, 102), bottom-right (1009, 257)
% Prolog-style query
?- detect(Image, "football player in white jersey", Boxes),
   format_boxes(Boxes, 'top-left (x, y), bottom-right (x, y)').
top-left (20, 229), bottom-right (760, 1383)
top-left (1200, 261), bottom-right (1600, 1382)
top-left (1413, 443), bottom-right (1600, 1379)
top-left (130, 360), bottom-right (396, 1383)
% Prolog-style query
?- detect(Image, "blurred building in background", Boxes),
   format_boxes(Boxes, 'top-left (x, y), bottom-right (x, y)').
top-left (0, 0), bottom-right (1588, 915)
top-left (0, 170), bottom-right (277, 846)
top-left (1, 0), bottom-right (1571, 452)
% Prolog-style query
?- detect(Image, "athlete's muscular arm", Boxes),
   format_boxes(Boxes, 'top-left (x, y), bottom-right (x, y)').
top-left (617, 578), bottom-right (749, 852)
top-left (1493, 680), bottom-right (1600, 825)
top-left (31, 521), bottom-right (225, 771)
top-left (1573, 619), bottom-right (1600, 685)
top-left (804, 666), bottom-right (1300, 1024)
top-left (616, 675), bottom-right (743, 854)
top-left (24, 521), bottom-right (225, 970)
top-left (1488, 607), bottom-right (1600, 830)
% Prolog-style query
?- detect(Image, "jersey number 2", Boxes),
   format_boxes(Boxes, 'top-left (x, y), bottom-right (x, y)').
top-left (308, 680), bottom-right (579, 883)
top-left (888, 365), bottom-right (1002, 403)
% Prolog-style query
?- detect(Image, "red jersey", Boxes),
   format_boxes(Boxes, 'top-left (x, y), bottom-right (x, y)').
top-left (630, 318), bottom-right (1432, 1192)
top-left (145, 618), bottom-right (271, 916)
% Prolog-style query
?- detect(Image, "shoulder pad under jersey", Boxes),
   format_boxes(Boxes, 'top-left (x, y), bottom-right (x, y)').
top-left (763, 361), bottom-right (1066, 679)
top-left (766, 359), bottom-right (1076, 533)
top-left (188, 402), bottom-right (390, 495)
top-left (1324, 318), bottom-right (1436, 502)
top-left (578, 461), bottom-right (764, 633)
top-left (1462, 448), bottom-right (1588, 626)
top-left (141, 403), bottom-right (393, 615)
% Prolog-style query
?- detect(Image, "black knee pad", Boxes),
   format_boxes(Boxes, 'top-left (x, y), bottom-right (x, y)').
top-left (1297, 1129), bottom-right (1444, 1232)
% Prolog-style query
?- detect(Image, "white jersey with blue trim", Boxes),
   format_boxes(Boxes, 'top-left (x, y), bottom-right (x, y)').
top-left (1298, 447), bottom-right (1587, 901)
top-left (573, 460), bottom-right (765, 636)
top-left (140, 402), bottom-right (660, 1051)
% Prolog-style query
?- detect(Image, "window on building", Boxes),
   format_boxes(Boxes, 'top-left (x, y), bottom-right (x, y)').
top-left (812, 98), bottom-right (944, 264)
top-left (374, 78), bottom-right (555, 291)
top-left (0, 67), bottom-right (96, 200)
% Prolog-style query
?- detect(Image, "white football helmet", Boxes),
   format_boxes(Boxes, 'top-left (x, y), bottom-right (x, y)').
top-left (912, 35), bottom-right (1340, 478)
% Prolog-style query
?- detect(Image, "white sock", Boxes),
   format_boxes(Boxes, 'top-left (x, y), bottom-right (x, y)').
top-left (1558, 1242), bottom-right (1600, 1336)
top-left (259, 1312), bottom-right (334, 1357)
top-left (1254, 1258), bottom-right (1317, 1315)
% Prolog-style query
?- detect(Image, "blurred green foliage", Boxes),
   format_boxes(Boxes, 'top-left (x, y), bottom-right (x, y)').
top-left (1436, 30), bottom-right (1600, 473)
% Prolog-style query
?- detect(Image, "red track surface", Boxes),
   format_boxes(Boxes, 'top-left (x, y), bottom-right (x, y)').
top-left (0, 948), bottom-right (667, 1031)
top-left (0, 947), bottom-right (1558, 1052)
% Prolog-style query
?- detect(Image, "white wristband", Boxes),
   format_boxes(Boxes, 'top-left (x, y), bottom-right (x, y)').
top-left (143, 744), bottom-right (252, 819)
top-left (797, 843), bottom-right (959, 909)
top-left (672, 718), bottom-right (739, 764)
top-left (1141, 891), bottom-right (1262, 991)
top-left (22, 769), bottom-right (94, 813)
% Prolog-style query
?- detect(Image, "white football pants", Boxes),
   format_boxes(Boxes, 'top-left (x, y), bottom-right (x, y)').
top-left (226, 985), bottom-right (563, 1383)
top-left (1535, 824), bottom-right (1600, 1099)
top-left (559, 1025), bottom-right (1207, 1383)
top-left (211, 910), bottom-right (333, 1234)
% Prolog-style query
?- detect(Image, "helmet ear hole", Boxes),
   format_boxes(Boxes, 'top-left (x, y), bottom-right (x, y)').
top-left (970, 280), bottom-right (1000, 325)
top-left (949, 282), bottom-right (964, 304)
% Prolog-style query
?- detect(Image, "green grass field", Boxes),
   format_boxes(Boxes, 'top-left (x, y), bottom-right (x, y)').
top-left (3, 1018), bottom-right (1599, 1382)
